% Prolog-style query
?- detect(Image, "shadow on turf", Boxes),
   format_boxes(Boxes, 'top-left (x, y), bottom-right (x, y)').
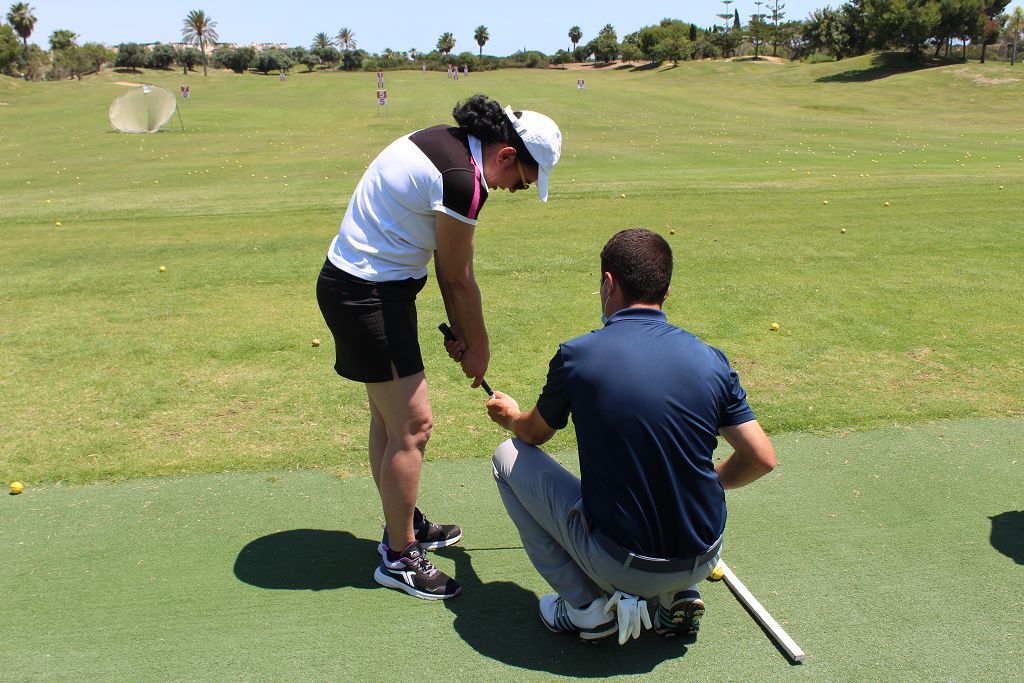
top-left (815, 52), bottom-right (954, 82)
top-left (989, 511), bottom-right (1024, 564)
top-left (233, 529), bottom-right (378, 590)
top-left (439, 545), bottom-right (687, 677)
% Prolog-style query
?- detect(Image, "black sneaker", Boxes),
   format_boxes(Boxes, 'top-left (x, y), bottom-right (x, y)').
top-left (654, 589), bottom-right (705, 638)
top-left (380, 508), bottom-right (463, 551)
top-left (415, 512), bottom-right (463, 550)
top-left (373, 542), bottom-right (462, 600)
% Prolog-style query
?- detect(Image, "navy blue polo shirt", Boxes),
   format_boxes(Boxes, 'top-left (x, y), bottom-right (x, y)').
top-left (535, 308), bottom-right (756, 559)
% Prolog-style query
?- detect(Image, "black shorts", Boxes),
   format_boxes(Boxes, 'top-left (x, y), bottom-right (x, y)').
top-left (316, 259), bottom-right (428, 383)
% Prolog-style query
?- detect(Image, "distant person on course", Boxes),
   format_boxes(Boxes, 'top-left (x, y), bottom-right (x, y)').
top-left (316, 94), bottom-right (562, 600)
top-left (484, 228), bottom-right (776, 640)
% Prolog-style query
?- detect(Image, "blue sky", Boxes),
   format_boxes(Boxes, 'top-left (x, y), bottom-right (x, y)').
top-left (20, 1), bottom-right (1024, 55)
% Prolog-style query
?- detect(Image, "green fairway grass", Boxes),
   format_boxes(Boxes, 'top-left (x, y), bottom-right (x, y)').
top-left (1, 57), bottom-right (1022, 486)
top-left (2, 418), bottom-right (1021, 681)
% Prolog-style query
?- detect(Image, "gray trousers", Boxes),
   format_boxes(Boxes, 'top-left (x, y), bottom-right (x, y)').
top-left (492, 438), bottom-right (722, 609)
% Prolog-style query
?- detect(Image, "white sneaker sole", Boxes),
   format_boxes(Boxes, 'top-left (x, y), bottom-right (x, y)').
top-left (419, 530), bottom-right (463, 550)
top-left (373, 566), bottom-right (461, 601)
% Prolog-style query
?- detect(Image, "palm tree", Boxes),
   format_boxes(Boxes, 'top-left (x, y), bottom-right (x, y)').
top-left (568, 25), bottom-right (582, 53)
top-left (6, 3), bottom-right (36, 49)
top-left (336, 27), bottom-right (356, 50)
top-left (181, 9), bottom-right (218, 76)
top-left (474, 25), bottom-right (489, 55)
top-left (312, 32), bottom-right (331, 51)
top-left (437, 32), bottom-right (455, 56)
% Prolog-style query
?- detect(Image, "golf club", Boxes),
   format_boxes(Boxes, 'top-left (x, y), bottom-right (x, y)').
top-left (437, 322), bottom-right (493, 396)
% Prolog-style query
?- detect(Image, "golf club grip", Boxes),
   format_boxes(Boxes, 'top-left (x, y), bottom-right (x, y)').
top-left (437, 323), bottom-right (494, 396)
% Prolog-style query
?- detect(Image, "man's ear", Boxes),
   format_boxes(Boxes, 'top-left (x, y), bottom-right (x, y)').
top-left (663, 285), bottom-right (671, 304)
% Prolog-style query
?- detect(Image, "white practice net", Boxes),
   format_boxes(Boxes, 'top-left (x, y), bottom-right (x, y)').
top-left (108, 85), bottom-right (177, 134)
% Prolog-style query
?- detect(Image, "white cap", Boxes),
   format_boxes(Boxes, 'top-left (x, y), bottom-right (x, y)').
top-left (504, 105), bottom-right (562, 202)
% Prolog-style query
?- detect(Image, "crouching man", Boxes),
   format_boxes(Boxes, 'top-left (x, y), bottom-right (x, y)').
top-left (485, 228), bottom-right (776, 641)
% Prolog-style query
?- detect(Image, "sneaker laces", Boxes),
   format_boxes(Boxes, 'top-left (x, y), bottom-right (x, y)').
top-left (408, 549), bottom-right (438, 577)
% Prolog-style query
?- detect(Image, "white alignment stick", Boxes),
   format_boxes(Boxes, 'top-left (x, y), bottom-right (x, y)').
top-left (721, 563), bottom-right (806, 663)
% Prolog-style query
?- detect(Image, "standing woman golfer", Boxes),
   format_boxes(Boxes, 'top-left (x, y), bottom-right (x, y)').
top-left (317, 95), bottom-right (562, 600)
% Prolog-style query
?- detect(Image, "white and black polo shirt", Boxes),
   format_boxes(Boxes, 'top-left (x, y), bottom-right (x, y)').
top-left (327, 125), bottom-right (490, 282)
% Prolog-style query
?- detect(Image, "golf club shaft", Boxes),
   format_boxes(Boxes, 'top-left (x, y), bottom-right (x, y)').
top-left (437, 323), bottom-right (493, 396)
top-left (721, 563), bottom-right (806, 663)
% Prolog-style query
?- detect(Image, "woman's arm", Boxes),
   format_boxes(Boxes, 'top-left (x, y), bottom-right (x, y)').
top-left (434, 212), bottom-right (489, 386)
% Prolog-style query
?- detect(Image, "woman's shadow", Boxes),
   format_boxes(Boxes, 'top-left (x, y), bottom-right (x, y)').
top-left (233, 529), bottom-right (378, 590)
top-left (439, 545), bottom-right (683, 677)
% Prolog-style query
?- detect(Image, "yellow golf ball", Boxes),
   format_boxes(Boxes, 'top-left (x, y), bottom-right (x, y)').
top-left (708, 564), bottom-right (724, 581)
top-left (159, 266), bottom-right (166, 273)
top-left (770, 322), bottom-right (780, 331)
top-left (10, 481), bottom-right (24, 495)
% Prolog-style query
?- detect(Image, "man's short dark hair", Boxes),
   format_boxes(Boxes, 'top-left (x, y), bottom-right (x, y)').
top-left (600, 228), bottom-right (673, 304)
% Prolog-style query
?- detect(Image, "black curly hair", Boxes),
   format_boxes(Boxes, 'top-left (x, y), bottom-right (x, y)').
top-left (452, 94), bottom-right (538, 168)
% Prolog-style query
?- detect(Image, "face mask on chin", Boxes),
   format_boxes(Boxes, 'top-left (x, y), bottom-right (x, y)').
top-left (599, 282), bottom-right (609, 326)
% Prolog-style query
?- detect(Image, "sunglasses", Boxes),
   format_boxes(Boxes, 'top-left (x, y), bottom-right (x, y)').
top-left (516, 160), bottom-right (532, 191)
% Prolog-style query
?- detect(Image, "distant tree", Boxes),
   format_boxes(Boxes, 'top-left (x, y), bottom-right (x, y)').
top-left (934, 0), bottom-right (983, 59)
top-left (147, 43), bottom-right (177, 69)
top-left (216, 45), bottom-right (255, 73)
top-left (254, 48), bottom-right (293, 74)
top-left (175, 46), bottom-right (200, 74)
top-left (592, 23), bottom-right (619, 62)
top-left (48, 29), bottom-right (77, 51)
top-left (474, 25), bottom-right (489, 55)
top-left (52, 44), bottom-right (91, 79)
top-left (313, 45), bottom-right (339, 67)
top-left (734, 8), bottom-right (741, 29)
top-left (1006, 5), bottom-right (1024, 64)
top-left (690, 23), bottom-right (699, 41)
top-left (19, 42), bottom-right (46, 79)
top-left (181, 9), bottom-right (218, 76)
top-left (1, 23), bottom-right (22, 72)
top-left (436, 31), bottom-right (455, 55)
top-left (569, 25), bottom-right (582, 52)
top-left (312, 32), bottom-right (332, 51)
top-left (634, 19), bottom-right (693, 61)
top-left (711, 24), bottom-right (743, 57)
top-left (768, 0), bottom-right (786, 55)
top-left (6, 2), bottom-right (35, 48)
top-left (340, 48), bottom-right (365, 70)
top-left (804, 7), bottom-right (849, 59)
top-left (840, 0), bottom-right (870, 56)
top-left (979, 1), bottom-right (1011, 62)
top-left (619, 41), bottom-right (643, 62)
top-left (651, 35), bottom-right (689, 64)
top-left (288, 46), bottom-right (317, 71)
top-left (336, 27), bottom-right (356, 50)
top-left (80, 42), bottom-right (113, 73)
top-left (749, 5), bottom-right (770, 58)
top-left (863, 0), bottom-right (943, 58)
top-left (115, 42), bottom-right (147, 72)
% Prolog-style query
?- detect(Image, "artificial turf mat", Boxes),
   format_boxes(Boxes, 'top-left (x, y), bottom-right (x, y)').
top-left (2, 417), bottom-right (1021, 681)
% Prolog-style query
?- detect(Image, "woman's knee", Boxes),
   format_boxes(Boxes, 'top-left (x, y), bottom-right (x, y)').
top-left (408, 412), bottom-right (433, 449)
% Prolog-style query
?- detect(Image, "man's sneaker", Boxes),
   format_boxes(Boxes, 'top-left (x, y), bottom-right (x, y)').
top-left (380, 507), bottom-right (462, 551)
top-left (539, 594), bottom-right (617, 641)
top-left (373, 542), bottom-right (462, 600)
top-left (654, 589), bottom-right (705, 638)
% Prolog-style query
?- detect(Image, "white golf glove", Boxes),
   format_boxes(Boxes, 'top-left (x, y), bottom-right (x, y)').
top-left (603, 590), bottom-right (653, 645)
